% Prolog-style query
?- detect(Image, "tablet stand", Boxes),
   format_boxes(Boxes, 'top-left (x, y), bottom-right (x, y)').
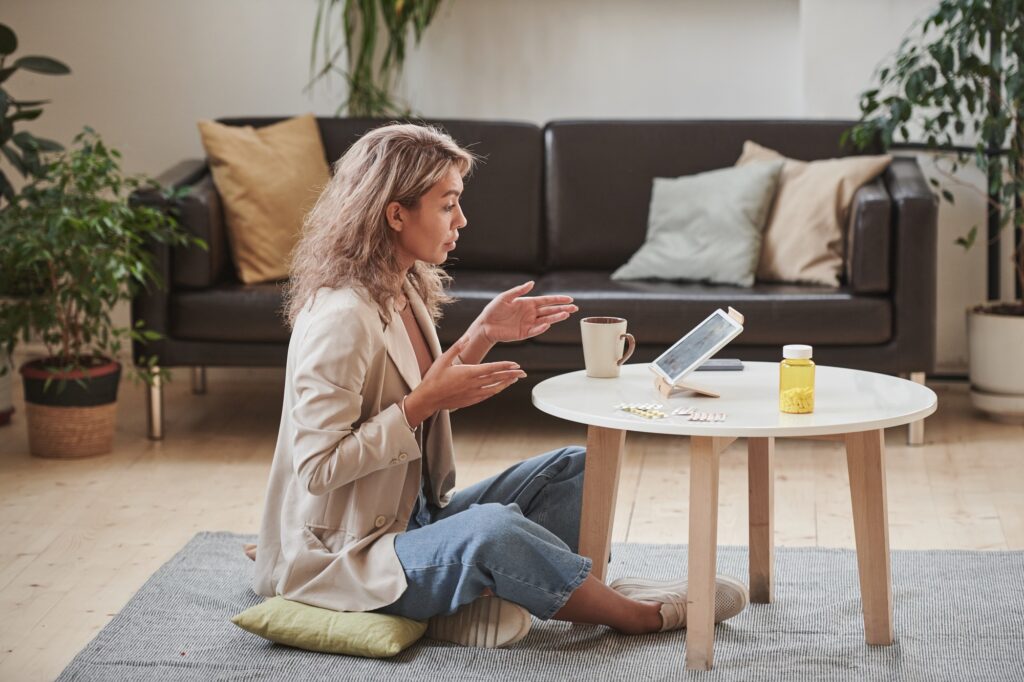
top-left (654, 375), bottom-right (721, 399)
top-left (651, 306), bottom-right (744, 400)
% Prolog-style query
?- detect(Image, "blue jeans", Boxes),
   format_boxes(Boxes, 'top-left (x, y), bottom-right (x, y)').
top-left (373, 445), bottom-right (592, 621)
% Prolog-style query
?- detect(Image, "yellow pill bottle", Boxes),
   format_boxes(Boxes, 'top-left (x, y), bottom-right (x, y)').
top-left (779, 344), bottom-right (815, 414)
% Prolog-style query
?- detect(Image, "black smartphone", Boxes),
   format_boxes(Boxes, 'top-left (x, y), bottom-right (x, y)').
top-left (695, 358), bottom-right (744, 371)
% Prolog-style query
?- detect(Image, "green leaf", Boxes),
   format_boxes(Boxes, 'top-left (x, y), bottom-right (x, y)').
top-left (29, 136), bottom-right (62, 152)
top-left (955, 225), bottom-right (978, 250)
top-left (11, 98), bottom-right (51, 108)
top-left (941, 189), bottom-right (955, 204)
top-left (0, 24), bottom-right (17, 56)
top-left (11, 131), bottom-right (36, 151)
top-left (1, 144), bottom-right (26, 176)
top-left (0, 171), bottom-right (13, 202)
top-left (9, 108), bottom-right (42, 122)
top-left (12, 56), bottom-right (71, 75)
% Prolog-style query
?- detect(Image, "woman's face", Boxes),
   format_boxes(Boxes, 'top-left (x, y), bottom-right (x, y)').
top-left (387, 166), bottom-right (467, 270)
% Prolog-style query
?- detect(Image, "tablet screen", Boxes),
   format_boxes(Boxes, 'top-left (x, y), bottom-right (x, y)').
top-left (654, 312), bottom-right (739, 381)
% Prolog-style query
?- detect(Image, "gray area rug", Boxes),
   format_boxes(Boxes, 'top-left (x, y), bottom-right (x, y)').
top-left (58, 532), bottom-right (1024, 681)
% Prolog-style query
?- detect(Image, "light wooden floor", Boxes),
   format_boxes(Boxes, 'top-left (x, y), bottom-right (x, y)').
top-left (1, 366), bottom-right (1022, 680)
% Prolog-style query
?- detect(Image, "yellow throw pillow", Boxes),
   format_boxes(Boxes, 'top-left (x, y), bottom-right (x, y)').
top-left (735, 140), bottom-right (891, 287)
top-left (197, 114), bottom-right (330, 284)
top-left (231, 596), bottom-right (427, 658)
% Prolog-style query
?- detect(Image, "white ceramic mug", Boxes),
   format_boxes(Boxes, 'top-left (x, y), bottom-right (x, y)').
top-left (581, 317), bottom-right (636, 378)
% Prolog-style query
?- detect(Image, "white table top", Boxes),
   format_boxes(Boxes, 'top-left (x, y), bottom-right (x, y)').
top-left (531, 362), bottom-right (937, 437)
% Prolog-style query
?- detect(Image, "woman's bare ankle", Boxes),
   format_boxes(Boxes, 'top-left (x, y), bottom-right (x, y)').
top-left (614, 600), bottom-right (663, 635)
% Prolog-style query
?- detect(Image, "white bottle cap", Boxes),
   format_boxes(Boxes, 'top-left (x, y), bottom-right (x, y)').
top-left (783, 344), bottom-right (813, 359)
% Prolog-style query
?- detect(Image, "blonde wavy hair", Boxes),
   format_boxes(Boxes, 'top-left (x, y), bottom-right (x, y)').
top-left (283, 122), bottom-right (476, 329)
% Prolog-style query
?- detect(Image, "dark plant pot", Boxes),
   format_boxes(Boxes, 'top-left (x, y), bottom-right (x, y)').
top-left (18, 357), bottom-right (121, 458)
top-left (0, 381), bottom-right (11, 428)
top-left (1, 349), bottom-right (12, 427)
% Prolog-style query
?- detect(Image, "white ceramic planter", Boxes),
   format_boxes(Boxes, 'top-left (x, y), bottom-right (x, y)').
top-left (967, 306), bottom-right (1024, 423)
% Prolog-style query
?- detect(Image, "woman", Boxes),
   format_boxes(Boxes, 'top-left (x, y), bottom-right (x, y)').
top-left (253, 122), bottom-right (748, 648)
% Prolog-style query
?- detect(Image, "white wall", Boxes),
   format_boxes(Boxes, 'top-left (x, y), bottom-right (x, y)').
top-left (399, 0), bottom-right (802, 120)
top-left (4, 0), bottom-right (997, 373)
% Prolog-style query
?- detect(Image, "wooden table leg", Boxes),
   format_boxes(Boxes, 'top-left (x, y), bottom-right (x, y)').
top-left (845, 429), bottom-right (894, 645)
top-left (686, 435), bottom-right (734, 671)
top-left (578, 425), bottom-right (626, 582)
top-left (747, 437), bottom-right (774, 603)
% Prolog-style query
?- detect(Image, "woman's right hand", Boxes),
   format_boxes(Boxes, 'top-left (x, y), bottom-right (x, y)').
top-left (403, 338), bottom-right (526, 426)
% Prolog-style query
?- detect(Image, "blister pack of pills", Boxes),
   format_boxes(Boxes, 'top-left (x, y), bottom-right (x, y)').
top-left (615, 402), bottom-right (666, 419)
top-left (671, 407), bottom-right (727, 422)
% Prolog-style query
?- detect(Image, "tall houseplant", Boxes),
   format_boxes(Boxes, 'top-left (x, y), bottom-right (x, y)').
top-left (0, 129), bottom-right (204, 456)
top-left (0, 22), bottom-right (69, 427)
top-left (308, 0), bottom-right (446, 116)
top-left (846, 0), bottom-right (1023, 421)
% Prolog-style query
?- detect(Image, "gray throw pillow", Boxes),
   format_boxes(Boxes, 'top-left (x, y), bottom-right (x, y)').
top-left (611, 160), bottom-right (784, 287)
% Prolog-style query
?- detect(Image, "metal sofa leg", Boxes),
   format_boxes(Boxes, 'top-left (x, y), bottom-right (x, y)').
top-left (147, 366), bottom-right (164, 441)
top-left (192, 366), bottom-right (207, 395)
top-left (908, 372), bottom-right (926, 446)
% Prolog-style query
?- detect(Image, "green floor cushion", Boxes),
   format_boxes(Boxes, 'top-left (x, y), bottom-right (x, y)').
top-left (232, 596), bottom-right (427, 658)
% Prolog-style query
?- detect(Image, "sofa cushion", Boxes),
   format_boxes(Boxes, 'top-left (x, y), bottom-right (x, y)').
top-left (170, 270), bottom-right (891, 348)
top-left (531, 271), bottom-right (892, 347)
top-left (611, 161), bottom-right (783, 287)
top-left (544, 120), bottom-right (879, 271)
top-left (171, 282), bottom-right (288, 343)
top-left (198, 114), bottom-right (330, 284)
top-left (735, 140), bottom-right (891, 287)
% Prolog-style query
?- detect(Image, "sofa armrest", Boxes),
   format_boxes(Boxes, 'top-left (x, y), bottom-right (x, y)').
top-left (846, 177), bottom-right (891, 294)
top-left (884, 156), bottom-right (939, 374)
top-left (129, 235), bottom-right (171, 367)
top-left (129, 159), bottom-right (214, 367)
top-left (171, 174), bottom-right (228, 289)
top-left (153, 159), bottom-right (207, 189)
top-left (141, 159), bottom-right (228, 289)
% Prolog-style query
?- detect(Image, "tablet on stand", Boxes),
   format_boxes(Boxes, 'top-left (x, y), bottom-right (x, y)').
top-left (649, 307), bottom-right (745, 399)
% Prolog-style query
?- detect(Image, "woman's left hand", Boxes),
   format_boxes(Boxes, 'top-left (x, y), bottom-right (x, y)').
top-left (474, 281), bottom-right (578, 343)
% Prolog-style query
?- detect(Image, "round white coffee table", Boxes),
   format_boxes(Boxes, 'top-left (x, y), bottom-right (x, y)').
top-left (532, 362), bottom-right (937, 671)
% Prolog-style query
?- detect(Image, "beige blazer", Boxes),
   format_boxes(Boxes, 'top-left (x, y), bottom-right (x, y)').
top-left (253, 278), bottom-right (456, 612)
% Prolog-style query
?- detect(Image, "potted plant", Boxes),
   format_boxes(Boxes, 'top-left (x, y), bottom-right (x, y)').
top-left (0, 22), bottom-right (70, 427)
top-left (846, 0), bottom-right (1023, 422)
top-left (308, 0), bottom-right (446, 116)
top-left (0, 128), bottom-right (204, 457)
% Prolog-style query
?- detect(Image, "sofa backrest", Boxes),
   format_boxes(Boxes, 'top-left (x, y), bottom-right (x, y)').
top-left (543, 119), bottom-right (875, 270)
top-left (217, 117), bottom-right (544, 274)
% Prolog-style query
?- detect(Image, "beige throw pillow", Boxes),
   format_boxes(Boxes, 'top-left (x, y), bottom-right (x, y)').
top-left (735, 141), bottom-right (891, 287)
top-left (198, 114), bottom-right (330, 284)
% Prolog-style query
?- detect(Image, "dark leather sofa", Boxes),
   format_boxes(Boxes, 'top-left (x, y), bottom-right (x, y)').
top-left (133, 118), bottom-right (937, 441)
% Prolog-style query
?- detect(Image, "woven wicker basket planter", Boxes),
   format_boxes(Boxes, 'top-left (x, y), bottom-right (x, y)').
top-left (19, 357), bottom-right (121, 458)
top-left (24, 402), bottom-right (118, 458)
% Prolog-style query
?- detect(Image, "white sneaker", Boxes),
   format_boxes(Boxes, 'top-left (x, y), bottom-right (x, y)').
top-left (610, 574), bottom-right (749, 627)
top-left (426, 596), bottom-right (532, 648)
